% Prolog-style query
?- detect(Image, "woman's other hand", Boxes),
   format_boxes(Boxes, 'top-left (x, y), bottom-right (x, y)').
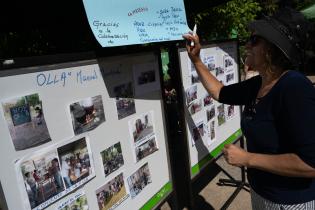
top-left (223, 144), bottom-right (251, 167)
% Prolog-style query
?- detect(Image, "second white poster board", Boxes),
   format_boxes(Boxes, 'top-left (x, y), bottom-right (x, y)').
top-left (178, 40), bottom-right (242, 179)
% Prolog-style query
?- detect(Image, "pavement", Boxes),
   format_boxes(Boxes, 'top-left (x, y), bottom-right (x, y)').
top-left (160, 142), bottom-right (251, 210)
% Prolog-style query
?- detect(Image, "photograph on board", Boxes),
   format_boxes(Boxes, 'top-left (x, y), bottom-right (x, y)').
top-left (217, 104), bottom-right (226, 126)
top-left (113, 82), bottom-right (134, 98)
top-left (206, 106), bottom-right (216, 122)
top-left (191, 71), bottom-right (200, 84)
top-left (215, 66), bottom-right (225, 77)
top-left (113, 82), bottom-right (136, 120)
top-left (70, 95), bottom-right (105, 135)
top-left (226, 73), bottom-right (235, 84)
top-left (202, 54), bottom-right (216, 72)
top-left (127, 163), bottom-right (152, 199)
top-left (191, 120), bottom-right (205, 146)
top-left (17, 137), bottom-right (94, 210)
top-left (207, 120), bottom-right (216, 145)
top-left (223, 54), bottom-right (234, 73)
top-left (129, 111), bottom-right (155, 145)
top-left (188, 99), bottom-right (202, 115)
top-left (58, 191), bottom-right (89, 210)
top-left (2, 93), bottom-right (51, 151)
top-left (115, 98), bottom-right (136, 120)
top-left (135, 135), bottom-right (158, 162)
top-left (203, 94), bottom-right (213, 107)
top-left (133, 62), bottom-right (159, 96)
top-left (20, 150), bottom-right (65, 209)
top-left (96, 173), bottom-right (128, 210)
top-left (226, 105), bottom-right (235, 120)
top-left (101, 142), bottom-right (124, 177)
top-left (57, 137), bottom-right (94, 189)
top-left (185, 85), bottom-right (197, 105)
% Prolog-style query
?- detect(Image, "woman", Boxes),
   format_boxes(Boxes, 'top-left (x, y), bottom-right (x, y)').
top-left (183, 7), bottom-right (315, 209)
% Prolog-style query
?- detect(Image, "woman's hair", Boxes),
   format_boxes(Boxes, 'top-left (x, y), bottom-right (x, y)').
top-left (264, 40), bottom-right (294, 73)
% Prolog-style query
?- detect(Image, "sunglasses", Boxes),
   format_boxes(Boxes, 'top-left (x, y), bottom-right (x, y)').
top-left (247, 35), bottom-right (261, 46)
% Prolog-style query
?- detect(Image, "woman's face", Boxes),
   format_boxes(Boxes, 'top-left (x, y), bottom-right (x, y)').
top-left (245, 33), bottom-right (269, 72)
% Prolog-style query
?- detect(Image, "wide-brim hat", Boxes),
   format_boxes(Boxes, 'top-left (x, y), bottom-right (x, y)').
top-left (248, 8), bottom-right (310, 67)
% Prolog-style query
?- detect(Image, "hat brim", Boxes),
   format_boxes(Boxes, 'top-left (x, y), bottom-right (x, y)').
top-left (248, 20), bottom-right (300, 66)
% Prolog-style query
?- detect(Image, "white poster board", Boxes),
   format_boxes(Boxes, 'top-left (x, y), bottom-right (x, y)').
top-left (0, 52), bottom-right (172, 210)
top-left (178, 40), bottom-right (242, 178)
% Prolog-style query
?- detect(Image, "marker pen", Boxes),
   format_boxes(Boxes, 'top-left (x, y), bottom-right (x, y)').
top-left (191, 24), bottom-right (197, 47)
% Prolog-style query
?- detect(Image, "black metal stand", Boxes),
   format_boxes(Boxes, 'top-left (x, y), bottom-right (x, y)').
top-left (217, 137), bottom-right (250, 210)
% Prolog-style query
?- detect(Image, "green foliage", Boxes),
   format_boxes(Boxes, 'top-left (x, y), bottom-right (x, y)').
top-left (194, 0), bottom-right (262, 43)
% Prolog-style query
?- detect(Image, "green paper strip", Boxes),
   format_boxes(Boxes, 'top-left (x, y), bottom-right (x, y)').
top-left (140, 182), bottom-right (172, 210)
top-left (191, 129), bottom-right (242, 176)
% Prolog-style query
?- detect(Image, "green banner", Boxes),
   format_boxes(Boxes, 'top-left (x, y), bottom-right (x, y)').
top-left (191, 129), bottom-right (242, 176)
top-left (140, 182), bottom-right (172, 210)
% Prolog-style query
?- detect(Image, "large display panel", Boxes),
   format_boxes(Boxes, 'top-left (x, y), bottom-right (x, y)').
top-left (178, 40), bottom-right (242, 178)
top-left (0, 52), bottom-right (172, 210)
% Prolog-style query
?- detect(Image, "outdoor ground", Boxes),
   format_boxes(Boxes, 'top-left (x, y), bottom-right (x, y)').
top-left (160, 142), bottom-right (251, 210)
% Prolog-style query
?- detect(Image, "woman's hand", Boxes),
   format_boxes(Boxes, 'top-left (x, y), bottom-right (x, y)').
top-left (182, 33), bottom-right (202, 64)
top-left (222, 144), bottom-right (251, 167)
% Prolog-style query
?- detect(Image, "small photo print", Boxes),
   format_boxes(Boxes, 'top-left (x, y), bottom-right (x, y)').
top-left (115, 98), bottom-right (136, 120)
top-left (58, 137), bottom-right (93, 189)
top-left (191, 72), bottom-right (200, 84)
top-left (227, 105), bottom-right (235, 120)
top-left (18, 136), bottom-right (94, 210)
top-left (226, 73), bottom-right (235, 84)
top-left (202, 55), bottom-right (216, 72)
top-left (215, 66), bottom-right (225, 77)
top-left (135, 136), bottom-right (158, 162)
top-left (2, 93), bottom-right (51, 151)
top-left (217, 104), bottom-right (226, 126)
top-left (70, 95), bottom-right (105, 135)
top-left (188, 99), bottom-right (202, 115)
top-left (185, 85), bottom-right (197, 105)
top-left (206, 106), bottom-right (216, 122)
top-left (133, 62), bottom-right (159, 96)
top-left (127, 163), bottom-right (152, 199)
top-left (209, 120), bottom-right (216, 140)
top-left (113, 82), bottom-right (134, 98)
top-left (203, 94), bottom-right (213, 107)
top-left (129, 111), bottom-right (155, 145)
top-left (224, 55), bottom-right (233, 68)
top-left (21, 150), bottom-right (65, 209)
top-left (101, 142), bottom-right (124, 177)
top-left (191, 121), bottom-right (204, 146)
top-left (96, 173), bottom-right (128, 210)
top-left (224, 54), bottom-right (234, 73)
top-left (57, 191), bottom-right (89, 210)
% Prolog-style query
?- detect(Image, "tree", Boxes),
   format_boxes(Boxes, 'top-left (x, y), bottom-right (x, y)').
top-left (192, 0), bottom-right (262, 43)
